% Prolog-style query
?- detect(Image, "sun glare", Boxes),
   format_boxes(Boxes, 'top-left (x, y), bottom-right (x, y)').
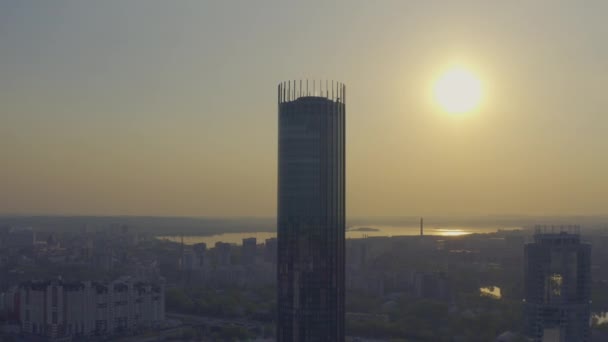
top-left (433, 67), bottom-right (482, 115)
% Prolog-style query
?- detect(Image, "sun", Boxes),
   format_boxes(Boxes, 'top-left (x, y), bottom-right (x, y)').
top-left (433, 67), bottom-right (482, 115)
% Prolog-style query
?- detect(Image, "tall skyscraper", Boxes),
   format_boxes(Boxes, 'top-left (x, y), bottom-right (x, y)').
top-left (523, 226), bottom-right (591, 342)
top-left (277, 80), bottom-right (346, 341)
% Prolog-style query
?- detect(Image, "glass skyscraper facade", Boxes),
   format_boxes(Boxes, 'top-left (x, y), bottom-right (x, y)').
top-left (277, 80), bottom-right (345, 342)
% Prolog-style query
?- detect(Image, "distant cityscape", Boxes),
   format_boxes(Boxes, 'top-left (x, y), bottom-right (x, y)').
top-left (1, 80), bottom-right (608, 341)
top-left (3, 0), bottom-right (608, 341)
top-left (2, 221), bottom-right (608, 341)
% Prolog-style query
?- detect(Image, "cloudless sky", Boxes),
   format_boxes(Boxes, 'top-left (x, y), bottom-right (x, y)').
top-left (1, 1), bottom-right (607, 217)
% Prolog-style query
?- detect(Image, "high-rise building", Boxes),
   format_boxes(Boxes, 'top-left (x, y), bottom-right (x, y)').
top-left (523, 226), bottom-right (591, 342)
top-left (19, 277), bottom-right (165, 339)
top-left (192, 242), bottom-right (208, 268)
top-left (215, 242), bottom-right (232, 267)
top-left (264, 237), bottom-right (277, 264)
top-left (193, 242), bottom-right (207, 269)
top-left (242, 237), bottom-right (257, 266)
top-left (180, 248), bottom-right (196, 272)
top-left (277, 80), bottom-right (346, 341)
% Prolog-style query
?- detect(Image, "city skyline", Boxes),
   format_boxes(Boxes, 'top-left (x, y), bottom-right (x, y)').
top-left (3, 2), bottom-right (608, 341)
top-left (2, 1), bottom-right (608, 217)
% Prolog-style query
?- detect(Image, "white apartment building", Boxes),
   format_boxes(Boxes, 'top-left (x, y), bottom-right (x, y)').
top-left (19, 276), bottom-right (164, 339)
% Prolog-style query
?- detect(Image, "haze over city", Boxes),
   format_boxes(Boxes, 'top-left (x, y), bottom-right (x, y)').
top-left (2, 1), bottom-right (607, 217)
top-left (3, 2), bottom-right (608, 342)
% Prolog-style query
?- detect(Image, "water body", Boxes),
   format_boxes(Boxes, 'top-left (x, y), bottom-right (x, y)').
top-left (480, 286), bottom-right (502, 299)
top-left (593, 312), bottom-right (608, 325)
top-left (159, 232), bottom-right (277, 246)
top-left (157, 225), bottom-right (509, 245)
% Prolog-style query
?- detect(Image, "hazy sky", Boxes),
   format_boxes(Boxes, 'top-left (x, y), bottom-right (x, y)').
top-left (1, 1), bottom-right (607, 217)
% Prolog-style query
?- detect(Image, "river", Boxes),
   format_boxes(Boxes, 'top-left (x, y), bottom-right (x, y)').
top-left (157, 225), bottom-right (514, 245)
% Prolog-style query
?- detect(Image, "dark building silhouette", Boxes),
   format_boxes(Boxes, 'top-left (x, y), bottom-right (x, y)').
top-left (264, 237), bottom-right (277, 264)
top-left (193, 242), bottom-right (207, 268)
top-left (277, 80), bottom-right (346, 341)
top-left (523, 226), bottom-right (591, 342)
top-left (215, 242), bottom-right (231, 266)
top-left (242, 237), bottom-right (257, 265)
top-left (413, 271), bottom-right (449, 301)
